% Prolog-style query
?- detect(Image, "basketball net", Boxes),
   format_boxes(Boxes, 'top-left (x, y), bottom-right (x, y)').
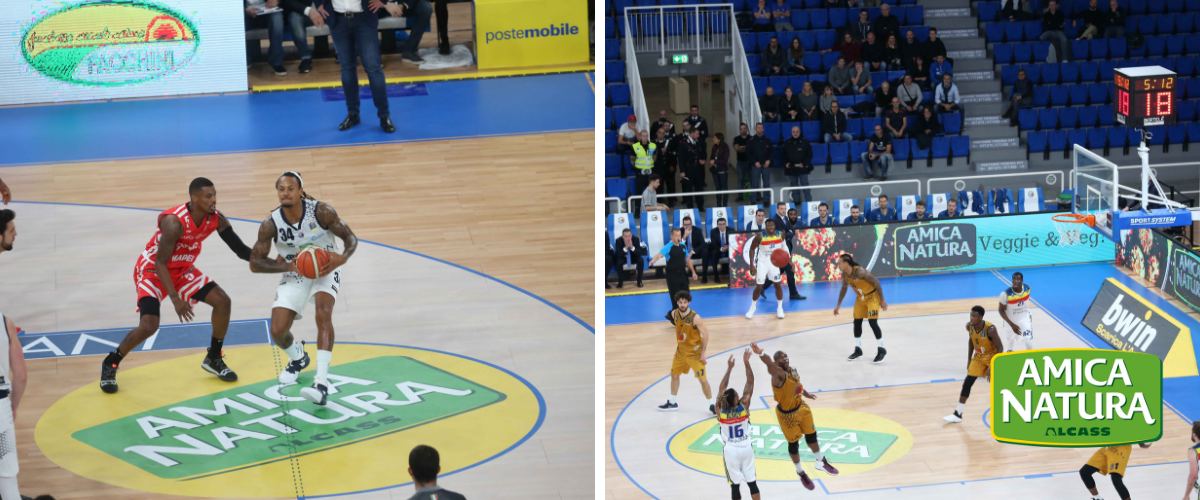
top-left (1052, 213), bottom-right (1094, 247)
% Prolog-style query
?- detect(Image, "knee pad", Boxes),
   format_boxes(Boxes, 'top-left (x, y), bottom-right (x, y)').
top-left (788, 440), bottom-right (800, 455)
top-left (853, 319), bottom-right (863, 338)
top-left (961, 376), bottom-right (977, 399)
top-left (730, 484), bottom-right (741, 500)
top-left (747, 481), bottom-right (759, 495)
top-left (805, 433), bottom-right (819, 445)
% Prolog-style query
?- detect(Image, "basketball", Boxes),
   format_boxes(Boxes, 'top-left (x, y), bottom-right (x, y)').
top-left (294, 246), bottom-right (331, 279)
top-left (770, 248), bottom-right (790, 268)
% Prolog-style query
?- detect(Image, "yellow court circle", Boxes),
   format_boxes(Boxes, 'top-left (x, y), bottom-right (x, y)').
top-left (35, 343), bottom-right (542, 498)
top-left (668, 408), bottom-right (913, 481)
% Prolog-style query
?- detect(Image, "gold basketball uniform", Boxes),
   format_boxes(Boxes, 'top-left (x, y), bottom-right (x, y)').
top-left (967, 320), bottom-right (999, 377)
top-left (1192, 443), bottom-right (1200, 490)
top-left (845, 266), bottom-right (881, 320)
top-left (1086, 445), bottom-right (1133, 477)
top-left (670, 309), bottom-right (707, 378)
top-left (772, 367), bottom-right (816, 443)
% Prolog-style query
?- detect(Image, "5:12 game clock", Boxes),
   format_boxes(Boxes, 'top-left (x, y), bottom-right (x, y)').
top-left (1114, 67), bottom-right (1177, 127)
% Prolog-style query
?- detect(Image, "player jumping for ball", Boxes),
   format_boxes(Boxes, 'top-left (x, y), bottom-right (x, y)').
top-left (750, 342), bottom-right (839, 490)
top-left (834, 254), bottom-right (888, 363)
top-left (997, 271), bottom-right (1034, 352)
top-left (1081, 443), bottom-right (1153, 500)
top-left (101, 178), bottom-right (253, 393)
top-left (250, 172), bottom-right (357, 406)
top-left (716, 348), bottom-right (759, 500)
top-left (745, 219), bottom-right (786, 320)
top-left (943, 305), bottom-right (1003, 423)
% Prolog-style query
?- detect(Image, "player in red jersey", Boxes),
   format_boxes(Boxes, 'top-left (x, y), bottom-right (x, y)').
top-left (99, 178), bottom-right (254, 394)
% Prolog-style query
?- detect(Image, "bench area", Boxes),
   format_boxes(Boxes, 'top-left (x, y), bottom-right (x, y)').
top-left (246, 16), bottom-right (415, 57)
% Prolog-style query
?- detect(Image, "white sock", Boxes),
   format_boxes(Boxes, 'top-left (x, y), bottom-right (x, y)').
top-left (877, 339), bottom-right (884, 348)
top-left (710, 397), bottom-right (716, 407)
top-left (1024, 336), bottom-right (1034, 351)
top-left (777, 299), bottom-right (783, 309)
top-left (668, 394), bottom-right (678, 404)
top-left (855, 338), bottom-right (862, 348)
top-left (956, 402), bottom-right (965, 415)
top-left (283, 339), bottom-right (304, 361)
top-left (812, 449), bottom-right (825, 463)
top-left (748, 302), bottom-right (757, 313)
top-left (315, 349), bottom-right (332, 386)
top-left (794, 461), bottom-right (804, 474)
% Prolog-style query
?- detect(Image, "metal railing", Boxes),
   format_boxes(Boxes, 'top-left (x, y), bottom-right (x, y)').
top-left (927, 171), bottom-right (1066, 197)
top-left (779, 179), bottom-right (922, 205)
top-left (1114, 162), bottom-right (1200, 198)
top-left (624, 188), bottom-right (773, 216)
top-left (730, 16), bottom-right (762, 134)
top-left (624, 5), bottom-right (735, 63)
top-left (605, 197), bottom-right (624, 213)
top-left (622, 17), bottom-right (651, 133)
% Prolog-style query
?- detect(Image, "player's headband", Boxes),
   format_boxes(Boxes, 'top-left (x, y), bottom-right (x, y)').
top-left (281, 171), bottom-right (304, 188)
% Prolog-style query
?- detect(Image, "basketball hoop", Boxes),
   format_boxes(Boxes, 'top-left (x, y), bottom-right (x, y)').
top-left (1052, 213), bottom-right (1095, 247)
top-left (1051, 213), bottom-right (1096, 227)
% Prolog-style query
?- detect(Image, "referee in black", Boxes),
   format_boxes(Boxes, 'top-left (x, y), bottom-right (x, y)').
top-left (407, 445), bottom-right (466, 500)
top-left (648, 228), bottom-right (698, 322)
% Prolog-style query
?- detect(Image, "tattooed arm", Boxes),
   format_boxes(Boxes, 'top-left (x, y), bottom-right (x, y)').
top-left (249, 218), bottom-right (293, 273)
top-left (315, 202), bottom-right (356, 275)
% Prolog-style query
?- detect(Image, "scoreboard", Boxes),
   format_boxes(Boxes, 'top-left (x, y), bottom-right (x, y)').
top-left (1114, 66), bottom-right (1177, 127)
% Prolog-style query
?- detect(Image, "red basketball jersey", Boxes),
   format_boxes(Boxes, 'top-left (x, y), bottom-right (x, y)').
top-left (135, 203), bottom-right (220, 273)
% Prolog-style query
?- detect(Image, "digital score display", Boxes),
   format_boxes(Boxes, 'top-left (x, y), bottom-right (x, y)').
top-left (1114, 69), bottom-right (1177, 127)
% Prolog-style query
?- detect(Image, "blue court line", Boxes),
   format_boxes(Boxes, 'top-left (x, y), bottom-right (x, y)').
top-left (20, 318), bottom-right (268, 337)
top-left (6, 201), bottom-right (592, 334)
top-left (0, 74), bottom-right (593, 166)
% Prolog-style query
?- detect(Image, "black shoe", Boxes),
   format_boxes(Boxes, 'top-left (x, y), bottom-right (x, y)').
top-left (616, 282), bottom-right (624, 288)
top-left (666, 312), bottom-right (675, 323)
top-left (272, 64), bottom-right (288, 76)
top-left (381, 117), bottom-right (396, 133)
top-left (657, 400), bottom-right (679, 411)
top-left (202, 349), bottom-right (238, 382)
top-left (439, 45), bottom-right (452, 56)
top-left (100, 355), bottom-right (119, 394)
top-left (880, 176), bottom-right (888, 181)
top-left (279, 343), bottom-right (310, 384)
top-left (790, 293), bottom-right (805, 300)
top-left (339, 115), bottom-right (360, 131)
top-left (301, 382), bottom-right (329, 406)
top-left (298, 58), bottom-right (312, 73)
top-left (709, 404), bottom-right (716, 415)
top-left (637, 281), bottom-right (644, 287)
top-left (401, 52), bottom-right (425, 65)
top-left (848, 347), bottom-right (864, 361)
top-left (863, 175), bottom-right (874, 181)
top-left (873, 347), bottom-right (888, 363)
top-left (715, 276), bottom-right (723, 284)
top-left (1000, 110), bottom-right (1011, 119)
top-left (606, 283), bottom-right (612, 289)
top-left (701, 277), bottom-right (708, 284)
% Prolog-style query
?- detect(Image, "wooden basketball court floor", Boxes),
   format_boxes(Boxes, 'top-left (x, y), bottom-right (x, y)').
top-left (0, 77), bottom-right (595, 499)
top-left (605, 265), bottom-right (1200, 500)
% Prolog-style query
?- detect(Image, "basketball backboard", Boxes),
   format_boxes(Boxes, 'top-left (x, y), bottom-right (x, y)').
top-left (1072, 145), bottom-right (1117, 240)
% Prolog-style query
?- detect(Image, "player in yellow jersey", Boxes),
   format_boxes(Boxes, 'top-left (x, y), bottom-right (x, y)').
top-left (834, 254), bottom-right (889, 363)
top-left (1180, 421), bottom-right (1199, 500)
top-left (1081, 442), bottom-right (1152, 500)
top-left (658, 291), bottom-right (715, 414)
top-left (750, 342), bottom-right (839, 491)
top-left (943, 305), bottom-right (1003, 423)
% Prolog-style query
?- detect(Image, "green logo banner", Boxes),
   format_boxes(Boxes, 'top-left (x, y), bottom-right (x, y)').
top-left (686, 423), bottom-right (897, 464)
top-left (990, 349), bottom-right (1162, 447)
top-left (72, 356), bottom-right (504, 479)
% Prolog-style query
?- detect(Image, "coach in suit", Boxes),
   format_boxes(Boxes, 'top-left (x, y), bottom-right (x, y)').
top-left (604, 230), bottom-right (615, 289)
top-left (704, 217), bottom-right (731, 284)
top-left (771, 204), bottom-right (805, 300)
top-left (613, 229), bottom-right (645, 288)
top-left (308, 0), bottom-right (397, 133)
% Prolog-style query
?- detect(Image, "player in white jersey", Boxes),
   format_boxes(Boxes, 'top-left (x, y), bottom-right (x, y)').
top-left (716, 348), bottom-right (760, 500)
top-left (997, 271), bottom-right (1033, 352)
top-left (0, 210), bottom-right (29, 500)
top-left (250, 172), bottom-right (358, 406)
top-left (745, 219), bottom-right (787, 320)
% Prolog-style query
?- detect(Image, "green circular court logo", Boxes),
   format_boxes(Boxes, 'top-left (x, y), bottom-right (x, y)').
top-left (35, 344), bottom-right (541, 497)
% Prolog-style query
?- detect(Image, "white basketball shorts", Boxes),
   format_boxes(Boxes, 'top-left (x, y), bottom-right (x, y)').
top-left (723, 444), bottom-right (756, 485)
top-left (1003, 314), bottom-right (1033, 351)
top-left (0, 397), bottom-right (17, 478)
top-left (755, 259), bottom-right (781, 285)
top-left (273, 269), bottom-right (341, 321)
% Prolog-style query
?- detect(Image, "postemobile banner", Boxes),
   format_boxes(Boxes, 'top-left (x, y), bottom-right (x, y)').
top-left (990, 349), bottom-right (1163, 447)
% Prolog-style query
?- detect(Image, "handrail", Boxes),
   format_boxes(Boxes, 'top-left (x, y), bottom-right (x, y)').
top-left (604, 197), bottom-right (624, 213)
top-left (780, 179), bottom-right (922, 204)
top-left (626, 187), bottom-right (774, 218)
top-left (1114, 161), bottom-right (1200, 198)
top-left (926, 170), bottom-right (1065, 196)
top-left (622, 16), bottom-right (650, 133)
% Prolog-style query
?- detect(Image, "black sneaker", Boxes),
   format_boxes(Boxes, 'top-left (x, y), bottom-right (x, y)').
top-left (298, 58), bottom-right (312, 73)
top-left (300, 382), bottom-right (329, 406)
top-left (873, 347), bottom-right (887, 363)
top-left (202, 350), bottom-right (239, 382)
top-left (278, 343), bottom-right (310, 384)
top-left (848, 347), bottom-right (863, 361)
top-left (863, 175), bottom-right (874, 181)
top-left (880, 176), bottom-right (888, 181)
top-left (665, 311), bottom-right (675, 324)
top-left (657, 400), bottom-right (679, 411)
top-left (790, 293), bottom-right (806, 300)
top-left (401, 52), bottom-right (425, 65)
top-left (272, 64), bottom-right (287, 76)
top-left (100, 356), bottom-right (119, 394)
top-left (709, 404), bottom-right (716, 415)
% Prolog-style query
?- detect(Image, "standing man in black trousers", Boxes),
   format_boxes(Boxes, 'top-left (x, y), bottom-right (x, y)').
top-left (685, 105), bottom-right (710, 159)
top-left (679, 129), bottom-right (706, 210)
top-left (309, 0), bottom-right (397, 133)
top-left (771, 202), bottom-right (806, 301)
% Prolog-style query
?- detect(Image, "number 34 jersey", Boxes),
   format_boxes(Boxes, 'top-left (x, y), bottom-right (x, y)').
top-left (271, 198), bottom-right (339, 264)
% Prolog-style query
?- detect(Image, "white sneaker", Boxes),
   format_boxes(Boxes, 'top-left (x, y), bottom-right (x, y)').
top-left (776, 308), bottom-right (785, 319)
top-left (746, 309), bottom-right (755, 319)
top-left (943, 412), bottom-right (963, 423)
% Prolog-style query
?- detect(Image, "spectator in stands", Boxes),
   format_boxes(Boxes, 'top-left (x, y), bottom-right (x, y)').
top-left (653, 127), bottom-right (675, 205)
top-left (311, 0), bottom-right (396, 132)
top-left (680, 216), bottom-right (707, 267)
top-left (822, 101), bottom-right (853, 143)
top-left (748, 124), bottom-right (774, 205)
top-left (883, 34), bottom-right (903, 71)
top-left (377, 0), bottom-right (433, 65)
top-left (760, 86), bottom-right (783, 122)
top-left (772, 0), bottom-right (794, 31)
top-left (746, 208), bottom-right (768, 231)
top-left (1001, 69), bottom-right (1033, 125)
top-left (787, 209), bottom-right (801, 231)
top-left (843, 205), bottom-right (865, 224)
top-left (650, 109), bottom-right (675, 140)
top-left (908, 57), bottom-right (931, 90)
top-left (762, 36), bottom-right (787, 76)
top-left (907, 199), bottom-right (930, 219)
top-left (930, 54), bottom-right (952, 83)
top-left (1074, 0), bottom-right (1105, 40)
top-left (874, 81), bottom-right (896, 118)
top-left (935, 73), bottom-right (961, 114)
top-left (1041, 0), bottom-right (1071, 62)
top-left (679, 129), bottom-right (707, 210)
top-left (631, 130), bottom-right (657, 211)
top-left (709, 132), bottom-right (731, 206)
top-left (885, 96), bottom-right (908, 138)
top-left (642, 174), bottom-right (670, 212)
top-left (250, 0), bottom-right (313, 75)
top-left (868, 194), bottom-right (897, 221)
top-left (898, 74), bottom-right (923, 113)
top-left (913, 106), bottom-right (941, 150)
top-left (853, 9), bottom-right (873, 41)
top-left (862, 32), bottom-right (885, 72)
top-left (787, 37), bottom-right (810, 74)
top-left (686, 105), bottom-right (710, 157)
top-left (771, 203), bottom-right (806, 300)
top-left (873, 3), bottom-right (900, 43)
top-left (807, 203), bottom-right (831, 226)
top-left (783, 125), bottom-right (814, 204)
top-left (900, 29), bottom-right (923, 70)
top-left (1002, 0), bottom-right (1036, 21)
top-left (828, 56), bottom-right (853, 95)
top-left (862, 124), bottom-right (892, 181)
top-left (820, 85), bottom-right (837, 114)
top-left (781, 86), bottom-right (801, 121)
top-left (851, 61), bottom-right (873, 95)
top-left (617, 114), bottom-right (638, 155)
top-left (922, 28), bottom-right (948, 65)
top-left (605, 230), bottom-right (614, 289)
top-left (614, 228), bottom-right (645, 288)
top-left (733, 123), bottom-right (751, 201)
top-left (704, 218), bottom-right (731, 284)
top-left (799, 81), bottom-right (822, 121)
top-left (1103, 0), bottom-right (1126, 38)
top-left (938, 198), bottom-right (962, 218)
top-left (834, 33), bottom-right (862, 64)
top-left (753, 0), bottom-right (774, 32)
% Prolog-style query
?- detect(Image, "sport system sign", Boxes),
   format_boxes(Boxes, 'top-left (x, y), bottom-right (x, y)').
top-left (1081, 278), bottom-right (1188, 361)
